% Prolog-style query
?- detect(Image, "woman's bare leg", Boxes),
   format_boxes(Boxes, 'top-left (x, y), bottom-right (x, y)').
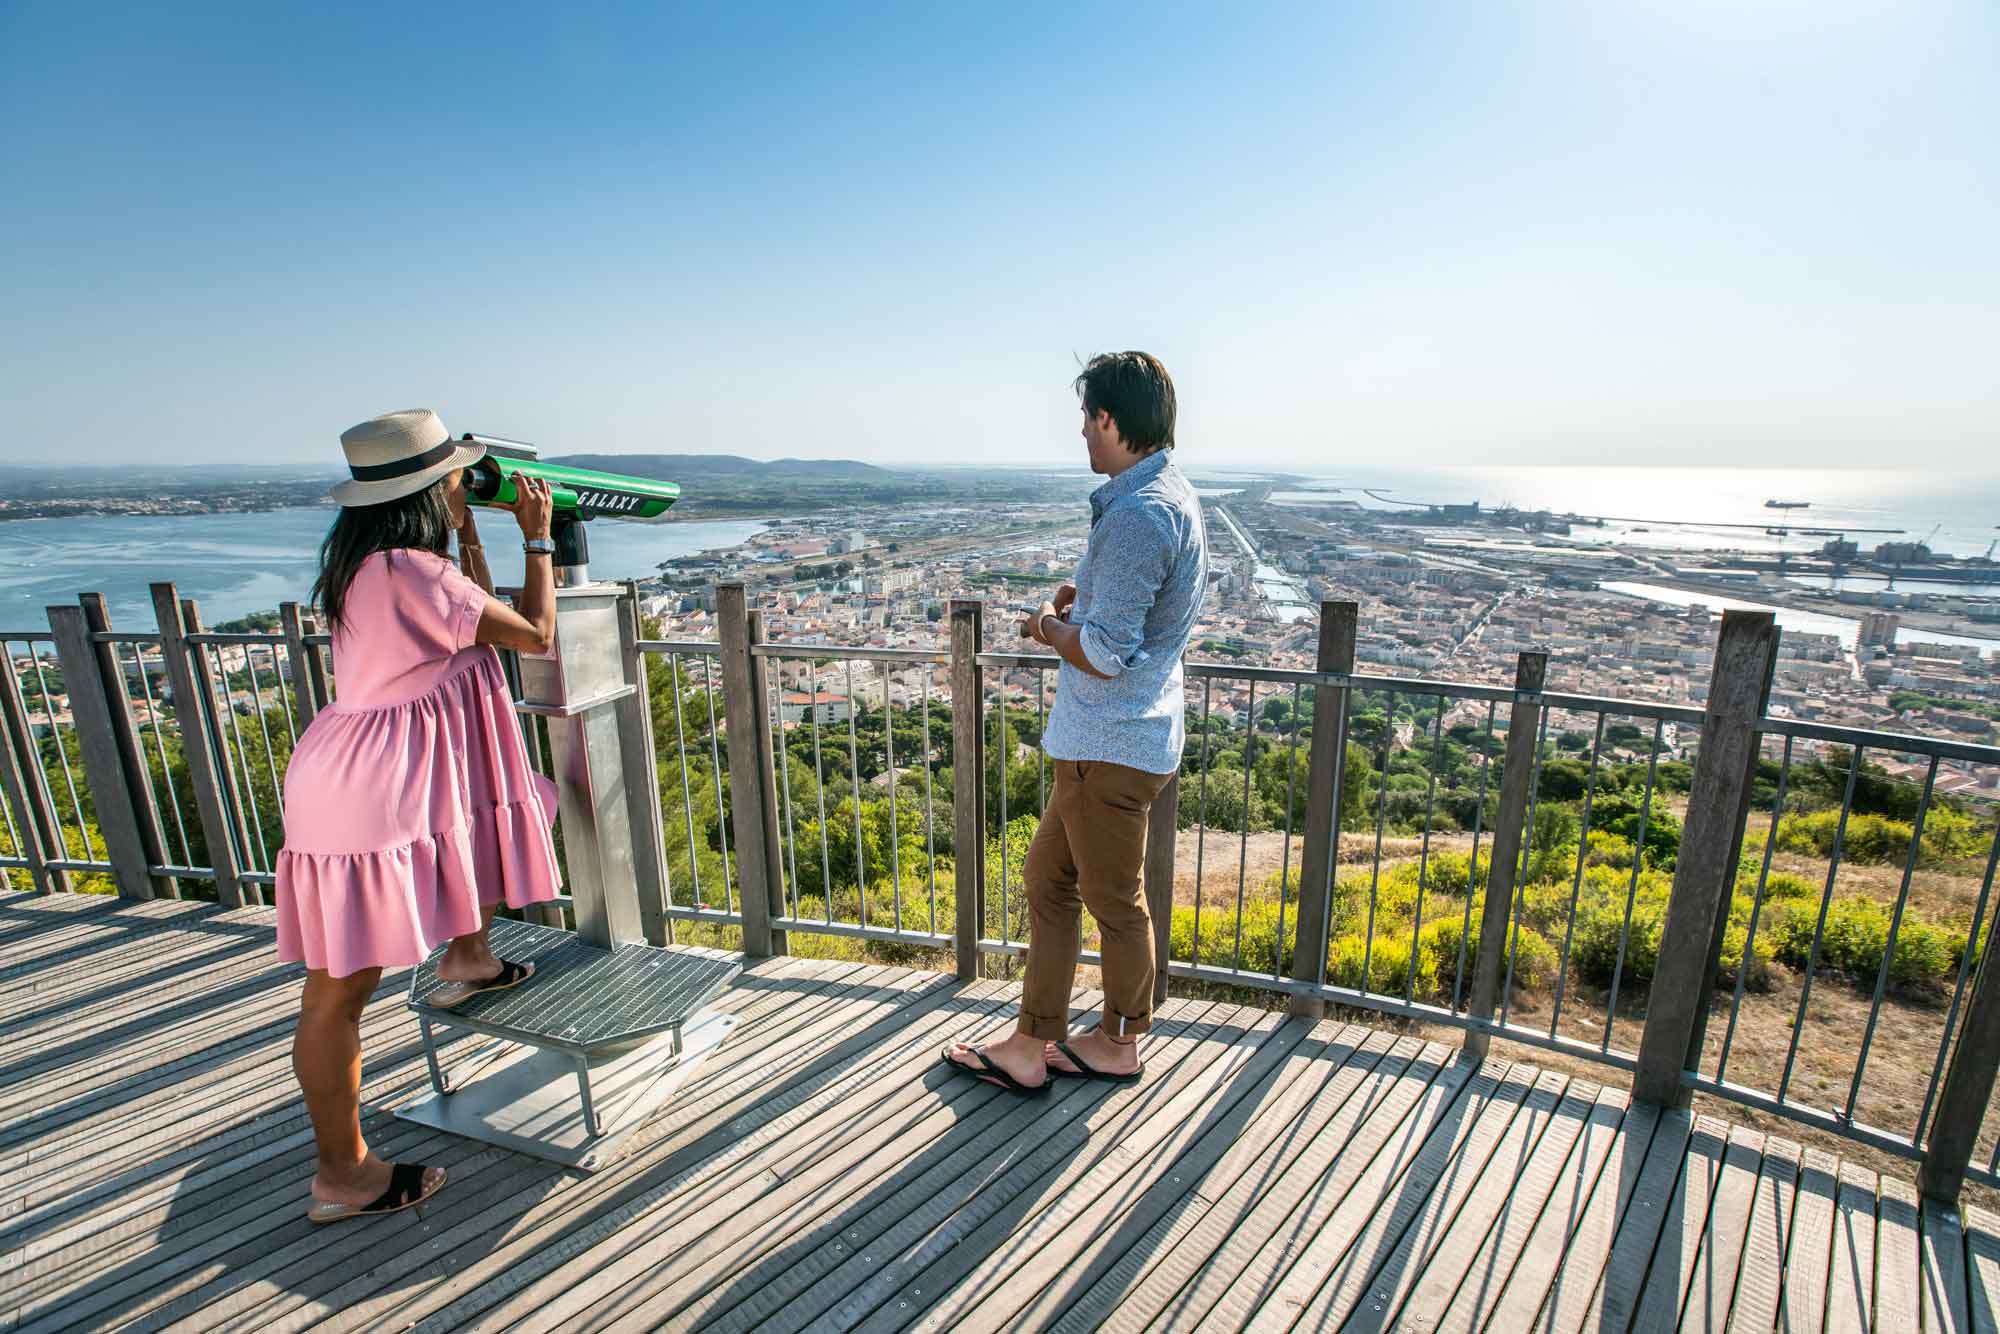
top-left (295, 966), bottom-right (442, 1204)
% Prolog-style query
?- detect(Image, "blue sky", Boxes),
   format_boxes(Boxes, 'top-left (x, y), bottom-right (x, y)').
top-left (2, 1), bottom-right (1995, 470)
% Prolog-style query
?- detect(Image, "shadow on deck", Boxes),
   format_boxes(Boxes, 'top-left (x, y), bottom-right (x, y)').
top-left (4, 891), bottom-right (1998, 1332)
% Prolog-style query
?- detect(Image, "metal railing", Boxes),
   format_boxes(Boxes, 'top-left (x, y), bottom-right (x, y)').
top-left (10, 582), bottom-right (2000, 1206)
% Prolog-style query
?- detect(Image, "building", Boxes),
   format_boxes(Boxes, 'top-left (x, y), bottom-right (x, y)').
top-left (1860, 612), bottom-right (1900, 648)
top-left (779, 690), bottom-right (853, 726)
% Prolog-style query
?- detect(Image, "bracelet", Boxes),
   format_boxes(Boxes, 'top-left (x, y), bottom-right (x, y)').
top-left (523, 537), bottom-right (555, 556)
top-left (1038, 613), bottom-right (1059, 641)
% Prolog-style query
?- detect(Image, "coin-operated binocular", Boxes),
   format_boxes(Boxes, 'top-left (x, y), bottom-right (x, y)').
top-left (459, 434), bottom-right (680, 585)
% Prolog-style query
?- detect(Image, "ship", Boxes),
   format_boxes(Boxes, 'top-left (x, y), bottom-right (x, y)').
top-left (1764, 499), bottom-right (1810, 509)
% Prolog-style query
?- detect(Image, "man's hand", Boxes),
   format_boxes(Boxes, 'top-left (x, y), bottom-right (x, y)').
top-left (1018, 600), bottom-right (1061, 643)
top-left (1052, 583), bottom-right (1077, 616)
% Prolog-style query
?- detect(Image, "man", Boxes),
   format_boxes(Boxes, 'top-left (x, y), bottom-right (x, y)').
top-left (945, 351), bottom-right (1208, 1093)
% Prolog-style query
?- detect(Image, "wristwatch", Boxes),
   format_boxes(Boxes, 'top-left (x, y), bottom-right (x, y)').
top-left (523, 537), bottom-right (555, 556)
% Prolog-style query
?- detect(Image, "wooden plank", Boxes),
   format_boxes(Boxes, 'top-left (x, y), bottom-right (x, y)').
top-left (879, 1016), bottom-right (1337, 1334)
top-left (1877, 1173), bottom-right (1924, 1334)
top-left (834, 1009), bottom-right (1306, 1334)
top-left (1826, 1160), bottom-right (1879, 1334)
top-left (1324, 1068), bottom-right (1574, 1332)
top-left (1965, 1205), bottom-right (2000, 1334)
top-left (310, 967), bottom-right (1042, 1333)
top-left (1636, 1118), bottom-right (1752, 1334)
top-left (1400, 1081), bottom-right (1617, 1334)
top-left (1446, 1094), bottom-right (1653, 1334)
top-left (1270, 1067), bottom-right (1559, 1331)
top-left (45, 604), bottom-right (154, 899)
top-left (148, 583), bottom-right (242, 906)
top-left (1041, 1027), bottom-right (1404, 1334)
top-left (1224, 1056), bottom-right (1517, 1332)
top-left (139, 966), bottom-right (958, 1332)
top-left (686, 1001), bottom-right (1254, 1334)
top-left (1778, 1148), bottom-right (1841, 1334)
top-left (1723, 1135), bottom-right (1801, 1334)
top-left (1147, 1039), bottom-right (1471, 1332)
top-left (0, 649), bottom-right (69, 895)
top-left (1921, 1196), bottom-right (1972, 1334)
top-left (403, 981), bottom-right (1039, 1334)
top-left (1568, 1112), bottom-right (1719, 1334)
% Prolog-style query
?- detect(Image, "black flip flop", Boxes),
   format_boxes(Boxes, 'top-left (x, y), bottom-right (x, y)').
top-left (306, 1161), bottom-right (444, 1224)
top-left (427, 958), bottom-right (533, 1008)
top-left (940, 1046), bottom-right (1052, 1098)
top-left (1049, 1040), bottom-right (1144, 1084)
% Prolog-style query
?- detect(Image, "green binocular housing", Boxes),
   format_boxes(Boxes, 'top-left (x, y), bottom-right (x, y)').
top-left (460, 435), bottom-right (680, 521)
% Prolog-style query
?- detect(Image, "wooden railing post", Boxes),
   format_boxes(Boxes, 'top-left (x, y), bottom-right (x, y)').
top-left (47, 604), bottom-right (155, 900)
top-left (617, 581), bottom-right (675, 947)
top-left (746, 609), bottom-right (788, 954)
top-left (151, 583), bottom-right (245, 908)
top-left (950, 599), bottom-right (986, 981)
top-left (1288, 600), bottom-right (1358, 1018)
top-left (716, 582), bottom-right (777, 956)
top-left (1463, 650), bottom-right (1547, 1062)
top-left (1921, 912), bottom-right (2000, 1204)
top-left (0, 651), bottom-right (66, 894)
top-left (1144, 773), bottom-right (1178, 1008)
top-left (278, 602), bottom-right (319, 734)
top-left (1634, 610), bottom-right (1780, 1107)
top-left (80, 594), bottom-right (176, 897)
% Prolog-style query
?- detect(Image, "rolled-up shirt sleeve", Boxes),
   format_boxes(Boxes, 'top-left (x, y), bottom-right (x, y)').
top-left (1075, 507), bottom-right (1176, 678)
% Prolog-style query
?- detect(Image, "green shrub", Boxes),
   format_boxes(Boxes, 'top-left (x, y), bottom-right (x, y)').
top-left (1328, 930), bottom-right (1437, 998)
top-left (1765, 896), bottom-right (1963, 991)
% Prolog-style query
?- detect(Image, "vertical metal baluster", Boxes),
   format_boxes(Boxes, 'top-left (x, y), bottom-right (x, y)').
top-left (1716, 734), bottom-right (1793, 1083)
top-left (1193, 677), bottom-right (1213, 961)
top-left (1844, 755), bottom-right (1939, 1124)
top-left (1407, 695), bottom-right (1446, 1004)
top-left (1274, 680), bottom-right (1303, 980)
top-left (1037, 668), bottom-right (1047, 814)
top-left (808, 662), bottom-right (833, 923)
top-left (1500, 708), bottom-right (1549, 1029)
top-left (269, 641), bottom-right (299, 746)
top-left (1453, 700), bottom-right (1498, 1012)
top-left (243, 641), bottom-right (285, 842)
top-left (1603, 717), bottom-right (1664, 1052)
top-left (212, 645), bottom-right (267, 873)
top-left (921, 669), bottom-right (938, 933)
top-left (1917, 817), bottom-right (2000, 1145)
top-left (771, 671), bottom-right (800, 921)
top-left (846, 658), bottom-right (866, 927)
top-left (29, 642), bottom-right (95, 863)
top-left (1360, 694), bottom-right (1392, 995)
top-left (1233, 679), bottom-right (1258, 973)
top-left (881, 662), bottom-right (902, 932)
top-left (1778, 745), bottom-right (1865, 1104)
top-left (701, 655), bottom-right (734, 915)
top-left (1550, 713), bottom-right (1608, 1039)
top-left (133, 644), bottom-right (192, 867)
top-left (996, 676), bottom-right (1008, 945)
top-left (670, 654), bottom-right (702, 909)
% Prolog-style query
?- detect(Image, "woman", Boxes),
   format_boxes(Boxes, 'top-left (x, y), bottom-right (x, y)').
top-left (278, 408), bottom-right (565, 1223)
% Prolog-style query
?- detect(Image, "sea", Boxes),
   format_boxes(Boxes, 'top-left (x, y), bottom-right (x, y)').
top-left (0, 509), bottom-right (767, 633)
top-left (4, 464), bottom-right (1997, 645)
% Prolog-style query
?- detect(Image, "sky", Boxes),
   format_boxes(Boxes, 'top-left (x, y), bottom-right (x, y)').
top-left (1, 1), bottom-right (1996, 472)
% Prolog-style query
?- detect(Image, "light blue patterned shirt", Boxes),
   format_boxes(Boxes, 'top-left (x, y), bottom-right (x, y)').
top-left (1040, 450), bottom-right (1209, 775)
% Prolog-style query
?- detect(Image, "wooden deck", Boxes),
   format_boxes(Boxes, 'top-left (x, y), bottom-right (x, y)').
top-left (6, 890), bottom-right (2000, 1333)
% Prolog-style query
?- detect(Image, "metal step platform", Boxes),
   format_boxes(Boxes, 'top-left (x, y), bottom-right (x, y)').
top-left (397, 917), bottom-right (741, 1170)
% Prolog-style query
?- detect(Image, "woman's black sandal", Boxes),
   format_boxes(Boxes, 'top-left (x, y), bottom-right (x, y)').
top-left (307, 1162), bottom-right (444, 1223)
top-left (427, 958), bottom-right (534, 1008)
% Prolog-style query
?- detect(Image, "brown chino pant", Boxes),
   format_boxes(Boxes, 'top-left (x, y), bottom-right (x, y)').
top-left (1018, 759), bottom-right (1175, 1041)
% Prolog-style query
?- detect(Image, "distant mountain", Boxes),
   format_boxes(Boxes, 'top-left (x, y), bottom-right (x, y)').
top-left (546, 454), bottom-right (892, 481)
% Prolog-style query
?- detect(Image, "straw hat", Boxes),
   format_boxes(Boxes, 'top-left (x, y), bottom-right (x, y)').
top-left (330, 410), bottom-right (487, 507)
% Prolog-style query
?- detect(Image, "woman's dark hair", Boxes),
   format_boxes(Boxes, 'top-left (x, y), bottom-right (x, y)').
top-left (311, 478), bottom-right (455, 634)
top-left (1073, 351), bottom-right (1176, 454)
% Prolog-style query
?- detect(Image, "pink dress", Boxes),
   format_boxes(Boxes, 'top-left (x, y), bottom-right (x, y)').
top-left (276, 549), bottom-right (563, 977)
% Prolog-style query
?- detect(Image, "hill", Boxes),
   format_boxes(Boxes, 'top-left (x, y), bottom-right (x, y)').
top-left (546, 455), bottom-right (892, 481)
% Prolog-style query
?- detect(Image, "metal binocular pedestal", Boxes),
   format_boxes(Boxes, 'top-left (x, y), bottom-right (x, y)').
top-left (396, 579), bottom-right (739, 1171)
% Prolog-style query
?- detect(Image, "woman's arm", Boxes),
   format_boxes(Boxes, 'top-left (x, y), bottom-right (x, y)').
top-left (473, 477), bottom-right (558, 656)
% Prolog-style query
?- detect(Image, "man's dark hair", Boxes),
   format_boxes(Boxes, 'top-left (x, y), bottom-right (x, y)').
top-left (1074, 351), bottom-right (1176, 454)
